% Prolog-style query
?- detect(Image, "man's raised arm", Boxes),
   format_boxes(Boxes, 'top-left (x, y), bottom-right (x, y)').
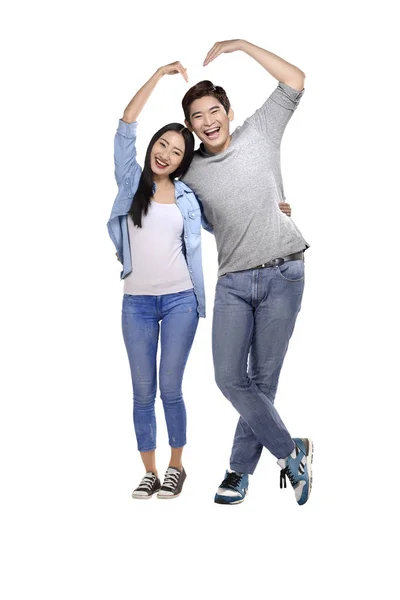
top-left (203, 39), bottom-right (305, 90)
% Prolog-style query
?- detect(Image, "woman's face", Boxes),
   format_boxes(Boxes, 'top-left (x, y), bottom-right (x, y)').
top-left (150, 130), bottom-right (186, 177)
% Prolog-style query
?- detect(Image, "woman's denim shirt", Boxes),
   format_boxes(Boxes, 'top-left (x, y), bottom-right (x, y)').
top-left (107, 120), bottom-right (210, 318)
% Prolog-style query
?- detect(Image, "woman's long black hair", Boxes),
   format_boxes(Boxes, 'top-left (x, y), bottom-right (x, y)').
top-left (129, 123), bottom-right (194, 228)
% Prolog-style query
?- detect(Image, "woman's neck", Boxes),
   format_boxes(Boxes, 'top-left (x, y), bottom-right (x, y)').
top-left (153, 175), bottom-right (174, 191)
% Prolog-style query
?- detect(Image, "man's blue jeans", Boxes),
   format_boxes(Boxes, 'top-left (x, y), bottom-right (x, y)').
top-left (122, 289), bottom-right (198, 452)
top-left (212, 260), bottom-right (305, 474)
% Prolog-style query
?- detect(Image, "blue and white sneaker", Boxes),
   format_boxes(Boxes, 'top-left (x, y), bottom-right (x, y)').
top-left (278, 438), bottom-right (313, 505)
top-left (214, 471), bottom-right (249, 505)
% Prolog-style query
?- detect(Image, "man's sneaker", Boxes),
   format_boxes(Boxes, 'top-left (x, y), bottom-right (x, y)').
top-left (157, 467), bottom-right (186, 499)
top-left (278, 438), bottom-right (313, 505)
top-left (214, 470), bottom-right (249, 505)
top-left (131, 472), bottom-right (161, 499)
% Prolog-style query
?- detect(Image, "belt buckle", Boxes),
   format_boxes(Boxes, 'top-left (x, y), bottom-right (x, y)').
top-left (271, 257), bottom-right (284, 267)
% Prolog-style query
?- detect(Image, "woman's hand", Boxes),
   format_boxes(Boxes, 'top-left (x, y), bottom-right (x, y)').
top-left (203, 40), bottom-right (244, 66)
top-left (159, 61), bottom-right (188, 82)
top-left (279, 202), bottom-right (292, 217)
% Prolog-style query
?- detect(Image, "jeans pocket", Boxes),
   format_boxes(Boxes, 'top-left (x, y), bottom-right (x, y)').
top-left (277, 260), bottom-right (305, 282)
top-left (122, 293), bottom-right (153, 314)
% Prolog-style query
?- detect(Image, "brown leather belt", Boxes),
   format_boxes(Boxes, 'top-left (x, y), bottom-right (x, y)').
top-left (253, 250), bottom-right (304, 269)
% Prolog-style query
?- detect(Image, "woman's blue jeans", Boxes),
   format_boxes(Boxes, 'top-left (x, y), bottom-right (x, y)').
top-left (122, 289), bottom-right (199, 452)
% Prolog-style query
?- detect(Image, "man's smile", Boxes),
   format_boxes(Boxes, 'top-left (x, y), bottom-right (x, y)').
top-left (203, 126), bottom-right (221, 140)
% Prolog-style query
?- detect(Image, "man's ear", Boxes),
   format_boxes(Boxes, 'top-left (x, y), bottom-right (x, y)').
top-left (228, 108), bottom-right (234, 122)
top-left (185, 119), bottom-right (193, 132)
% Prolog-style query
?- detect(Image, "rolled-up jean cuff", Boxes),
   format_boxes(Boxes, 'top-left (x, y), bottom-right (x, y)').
top-left (169, 440), bottom-right (186, 449)
top-left (137, 446), bottom-right (156, 453)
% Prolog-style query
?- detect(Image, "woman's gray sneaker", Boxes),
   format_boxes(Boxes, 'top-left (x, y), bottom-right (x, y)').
top-left (157, 467), bottom-right (187, 499)
top-left (132, 472), bottom-right (161, 499)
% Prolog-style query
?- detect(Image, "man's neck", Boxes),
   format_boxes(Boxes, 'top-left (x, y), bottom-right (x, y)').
top-left (202, 134), bottom-right (232, 156)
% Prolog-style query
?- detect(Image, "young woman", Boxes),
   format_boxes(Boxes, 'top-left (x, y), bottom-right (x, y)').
top-left (107, 62), bottom-right (206, 500)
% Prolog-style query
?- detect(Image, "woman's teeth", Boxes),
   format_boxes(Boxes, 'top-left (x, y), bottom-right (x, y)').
top-left (156, 158), bottom-right (168, 168)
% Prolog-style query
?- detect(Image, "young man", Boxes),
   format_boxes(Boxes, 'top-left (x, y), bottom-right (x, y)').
top-left (181, 39), bottom-right (313, 506)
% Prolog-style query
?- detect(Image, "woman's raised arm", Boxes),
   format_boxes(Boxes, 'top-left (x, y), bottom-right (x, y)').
top-left (122, 62), bottom-right (188, 123)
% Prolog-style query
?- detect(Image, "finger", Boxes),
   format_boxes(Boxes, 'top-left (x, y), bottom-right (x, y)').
top-left (203, 43), bottom-right (219, 65)
top-left (176, 66), bottom-right (188, 82)
top-left (204, 48), bottom-right (223, 66)
top-left (205, 46), bottom-right (223, 65)
top-left (203, 43), bottom-right (218, 64)
top-left (180, 66), bottom-right (188, 82)
top-left (171, 61), bottom-right (188, 81)
top-left (279, 203), bottom-right (290, 215)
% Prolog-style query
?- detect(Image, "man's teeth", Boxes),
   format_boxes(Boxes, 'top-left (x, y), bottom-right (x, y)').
top-left (205, 128), bottom-right (219, 135)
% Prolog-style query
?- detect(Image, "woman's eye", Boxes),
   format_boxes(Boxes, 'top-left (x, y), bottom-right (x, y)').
top-left (160, 142), bottom-right (166, 147)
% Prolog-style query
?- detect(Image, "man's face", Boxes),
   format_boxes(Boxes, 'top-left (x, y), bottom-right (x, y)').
top-left (186, 96), bottom-right (233, 154)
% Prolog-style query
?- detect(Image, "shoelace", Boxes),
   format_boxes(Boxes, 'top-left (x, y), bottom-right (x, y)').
top-left (136, 474), bottom-right (157, 491)
top-left (280, 466), bottom-right (296, 489)
top-left (162, 470), bottom-right (180, 490)
top-left (221, 471), bottom-right (242, 490)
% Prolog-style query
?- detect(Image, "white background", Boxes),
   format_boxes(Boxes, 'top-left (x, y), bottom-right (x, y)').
top-left (1, 0), bottom-right (399, 598)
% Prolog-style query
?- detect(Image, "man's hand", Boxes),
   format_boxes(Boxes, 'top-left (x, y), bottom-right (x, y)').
top-left (160, 61), bottom-right (188, 82)
top-left (279, 202), bottom-right (292, 217)
top-left (203, 40), bottom-right (243, 66)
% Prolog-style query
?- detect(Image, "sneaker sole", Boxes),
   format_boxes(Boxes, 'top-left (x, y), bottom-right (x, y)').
top-left (214, 489), bottom-right (248, 505)
top-left (131, 493), bottom-right (158, 499)
top-left (156, 492), bottom-right (182, 499)
top-left (304, 438), bottom-right (314, 503)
